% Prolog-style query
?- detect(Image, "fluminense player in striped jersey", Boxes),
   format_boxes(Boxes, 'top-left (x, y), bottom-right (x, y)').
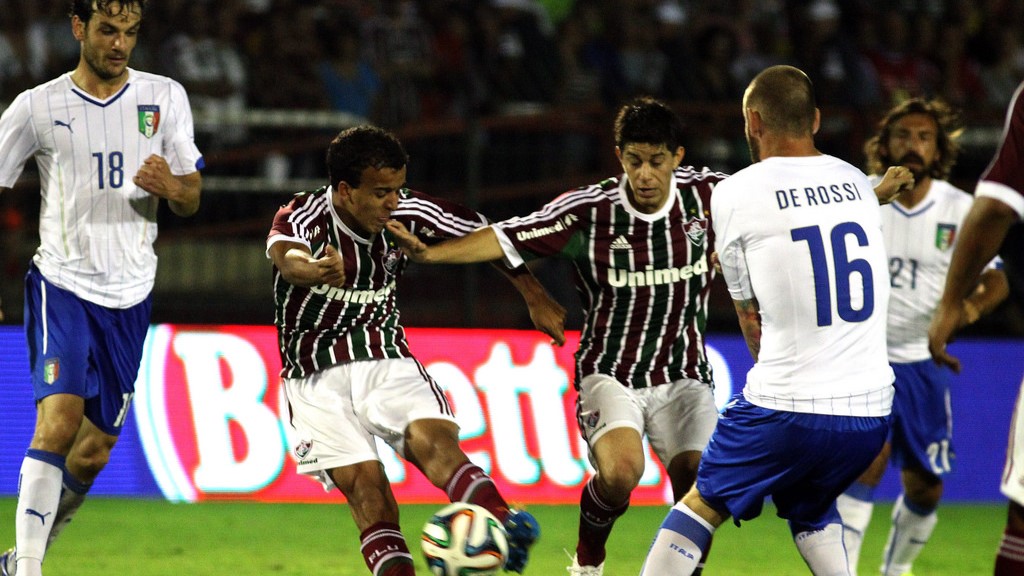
top-left (837, 97), bottom-right (1008, 576)
top-left (641, 65), bottom-right (900, 575)
top-left (0, 2), bottom-right (203, 576)
top-left (389, 97), bottom-right (726, 576)
top-left (929, 79), bottom-right (1024, 576)
top-left (266, 126), bottom-right (564, 576)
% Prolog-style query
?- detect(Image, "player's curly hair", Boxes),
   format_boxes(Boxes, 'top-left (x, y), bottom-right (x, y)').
top-left (69, 0), bottom-right (147, 23)
top-left (864, 97), bottom-right (962, 181)
top-left (614, 97), bottom-right (685, 152)
top-left (327, 126), bottom-right (409, 189)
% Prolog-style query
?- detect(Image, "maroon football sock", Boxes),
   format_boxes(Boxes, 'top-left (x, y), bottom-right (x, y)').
top-left (443, 461), bottom-right (510, 522)
top-left (360, 521), bottom-right (415, 576)
top-left (576, 477), bottom-right (629, 566)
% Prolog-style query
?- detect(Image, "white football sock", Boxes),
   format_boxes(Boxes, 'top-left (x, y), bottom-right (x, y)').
top-left (15, 454), bottom-right (63, 576)
top-left (881, 494), bottom-right (937, 576)
top-left (639, 502), bottom-right (714, 576)
top-left (837, 492), bottom-right (875, 574)
top-left (794, 523), bottom-right (849, 576)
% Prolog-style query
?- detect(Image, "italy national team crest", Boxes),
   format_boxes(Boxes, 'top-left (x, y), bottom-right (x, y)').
top-left (683, 218), bottom-right (708, 246)
top-left (138, 105), bottom-right (161, 138)
top-left (43, 358), bottom-right (60, 384)
top-left (935, 223), bottom-right (956, 251)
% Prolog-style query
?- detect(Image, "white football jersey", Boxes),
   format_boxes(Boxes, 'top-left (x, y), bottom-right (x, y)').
top-left (0, 69), bottom-right (203, 308)
top-left (712, 154), bottom-right (894, 417)
top-left (876, 178), bottom-right (1001, 363)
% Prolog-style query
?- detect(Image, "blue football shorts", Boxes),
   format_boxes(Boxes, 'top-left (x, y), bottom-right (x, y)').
top-left (889, 360), bottom-right (955, 477)
top-left (696, 395), bottom-right (889, 534)
top-left (24, 263), bottom-right (152, 436)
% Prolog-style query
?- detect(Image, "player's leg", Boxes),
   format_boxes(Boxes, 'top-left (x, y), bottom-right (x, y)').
top-left (774, 412), bottom-right (888, 576)
top-left (402, 417), bottom-right (538, 573)
top-left (836, 441), bottom-right (890, 575)
top-left (45, 417), bottom-right (119, 550)
top-left (880, 467), bottom-right (941, 576)
top-left (644, 397), bottom-right (790, 575)
top-left (640, 488), bottom-right (725, 576)
top-left (283, 362), bottom-right (416, 576)
top-left (996, 501), bottom-right (1024, 575)
top-left (14, 396), bottom-right (83, 576)
top-left (880, 360), bottom-right (951, 576)
top-left (572, 375), bottom-right (648, 574)
top-left (648, 378), bottom-right (718, 575)
top-left (329, 462), bottom-right (415, 576)
top-left (995, 376), bottom-right (1024, 575)
top-left (12, 269), bottom-right (94, 576)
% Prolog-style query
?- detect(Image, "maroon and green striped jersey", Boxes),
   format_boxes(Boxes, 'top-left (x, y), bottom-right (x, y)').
top-left (268, 186), bottom-right (487, 378)
top-left (495, 166), bottom-right (727, 389)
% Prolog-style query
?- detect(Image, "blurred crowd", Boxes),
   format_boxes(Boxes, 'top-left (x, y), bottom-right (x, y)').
top-left (1, 0), bottom-right (1023, 332)
top-left (1, 0), bottom-right (1024, 128)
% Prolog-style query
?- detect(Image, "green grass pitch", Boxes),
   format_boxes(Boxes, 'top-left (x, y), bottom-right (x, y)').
top-left (0, 498), bottom-right (1003, 574)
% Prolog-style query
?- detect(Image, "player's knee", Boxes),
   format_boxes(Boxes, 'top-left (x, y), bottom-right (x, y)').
top-left (31, 419), bottom-right (81, 455)
top-left (597, 459), bottom-right (644, 499)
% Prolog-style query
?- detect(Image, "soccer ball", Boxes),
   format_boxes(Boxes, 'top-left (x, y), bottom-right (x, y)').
top-left (421, 502), bottom-right (509, 575)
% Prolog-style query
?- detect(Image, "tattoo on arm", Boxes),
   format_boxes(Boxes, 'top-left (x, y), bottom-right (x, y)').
top-left (733, 298), bottom-right (762, 361)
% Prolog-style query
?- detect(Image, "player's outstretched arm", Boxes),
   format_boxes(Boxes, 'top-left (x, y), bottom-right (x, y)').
top-left (874, 165), bottom-right (915, 204)
top-left (269, 241), bottom-right (345, 288)
top-left (133, 154), bottom-right (201, 216)
top-left (385, 220), bottom-right (505, 264)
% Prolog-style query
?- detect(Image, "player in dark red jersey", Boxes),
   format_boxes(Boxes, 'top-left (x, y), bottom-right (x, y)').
top-left (262, 126), bottom-right (563, 576)
top-left (929, 80), bottom-right (1024, 576)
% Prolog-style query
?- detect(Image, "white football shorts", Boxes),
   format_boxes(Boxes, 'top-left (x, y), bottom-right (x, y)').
top-left (1001, 374), bottom-right (1024, 505)
top-left (283, 357), bottom-right (456, 490)
top-left (575, 373), bottom-right (718, 468)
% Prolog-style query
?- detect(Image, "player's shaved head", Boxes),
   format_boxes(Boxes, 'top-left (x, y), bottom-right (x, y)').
top-left (744, 66), bottom-right (817, 137)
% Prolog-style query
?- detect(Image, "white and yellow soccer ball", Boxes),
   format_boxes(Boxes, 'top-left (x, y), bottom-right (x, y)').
top-left (421, 502), bottom-right (509, 575)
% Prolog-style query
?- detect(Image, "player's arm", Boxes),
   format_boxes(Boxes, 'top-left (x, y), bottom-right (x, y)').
top-left (928, 196), bottom-right (1019, 371)
top-left (873, 165), bottom-right (914, 204)
top-left (961, 267), bottom-right (1010, 325)
top-left (268, 240), bottom-right (345, 288)
top-left (733, 297), bottom-right (761, 361)
top-left (387, 219), bottom-right (567, 344)
top-left (497, 264), bottom-right (567, 346)
top-left (386, 220), bottom-right (505, 264)
top-left (133, 154), bottom-right (202, 217)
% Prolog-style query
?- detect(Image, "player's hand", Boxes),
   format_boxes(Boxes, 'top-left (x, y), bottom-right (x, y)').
top-left (133, 154), bottom-right (179, 199)
top-left (710, 251), bottom-right (722, 274)
top-left (316, 245), bottom-right (345, 287)
top-left (874, 166), bottom-right (915, 205)
top-left (385, 220), bottom-right (429, 262)
top-left (527, 290), bottom-right (567, 347)
top-left (927, 302), bottom-right (962, 373)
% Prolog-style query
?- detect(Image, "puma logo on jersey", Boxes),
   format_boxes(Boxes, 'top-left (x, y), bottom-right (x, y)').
top-left (607, 254), bottom-right (709, 287)
top-left (53, 118), bottom-right (74, 133)
top-left (610, 235), bottom-right (631, 250)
